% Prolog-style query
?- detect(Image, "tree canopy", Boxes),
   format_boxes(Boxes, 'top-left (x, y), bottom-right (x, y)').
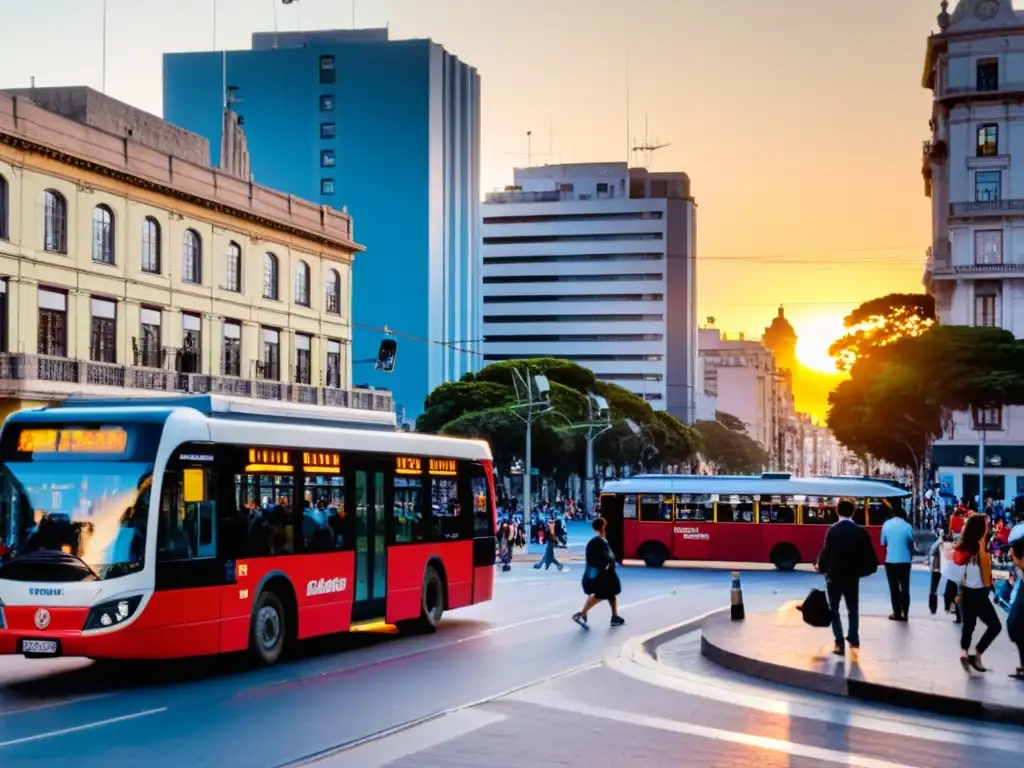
top-left (416, 358), bottom-right (702, 477)
top-left (826, 294), bottom-right (1024, 476)
top-left (694, 412), bottom-right (770, 474)
top-left (828, 292), bottom-right (935, 371)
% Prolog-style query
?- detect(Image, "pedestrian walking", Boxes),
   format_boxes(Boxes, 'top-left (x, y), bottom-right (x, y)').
top-left (927, 530), bottom-right (943, 614)
top-left (534, 517), bottom-right (565, 571)
top-left (881, 507), bottom-right (915, 621)
top-left (1004, 523), bottom-right (1024, 681)
top-left (815, 498), bottom-right (879, 657)
top-left (572, 517), bottom-right (624, 629)
top-left (953, 514), bottom-right (1002, 673)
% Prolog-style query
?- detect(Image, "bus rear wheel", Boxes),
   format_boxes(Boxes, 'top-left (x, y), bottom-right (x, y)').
top-left (249, 590), bottom-right (287, 666)
top-left (399, 565), bottom-right (445, 634)
top-left (770, 544), bottom-right (800, 572)
top-left (639, 541), bottom-right (669, 568)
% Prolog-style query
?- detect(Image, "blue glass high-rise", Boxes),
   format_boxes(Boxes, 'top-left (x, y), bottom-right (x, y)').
top-left (163, 29), bottom-right (481, 421)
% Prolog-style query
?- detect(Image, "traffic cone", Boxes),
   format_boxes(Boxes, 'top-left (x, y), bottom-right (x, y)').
top-left (730, 571), bottom-right (745, 621)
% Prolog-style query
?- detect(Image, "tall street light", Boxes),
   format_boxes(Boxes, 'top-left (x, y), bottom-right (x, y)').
top-left (510, 370), bottom-right (551, 546)
top-left (583, 393), bottom-right (612, 513)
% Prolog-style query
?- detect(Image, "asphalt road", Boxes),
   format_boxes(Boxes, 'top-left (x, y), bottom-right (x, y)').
top-left (1, 563), bottom-right (1021, 767)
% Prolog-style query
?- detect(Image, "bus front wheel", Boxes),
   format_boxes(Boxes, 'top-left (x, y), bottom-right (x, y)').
top-left (770, 544), bottom-right (800, 572)
top-left (249, 590), bottom-right (287, 666)
top-left (399, 565), bottom-right (445, 634)
top-left (639, 541), bottom-right (669, 568)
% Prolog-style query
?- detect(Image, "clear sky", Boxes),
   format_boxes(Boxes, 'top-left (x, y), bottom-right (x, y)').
top-left (0, 0), bottom-right (940, 376)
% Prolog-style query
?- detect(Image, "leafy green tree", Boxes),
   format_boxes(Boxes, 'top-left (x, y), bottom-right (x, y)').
top-left (695, 414), bottom-right (769, 474)
top-left (829, 293), bottom-right (935, 371)
top-left (416, 381), bottom-right (512, 433)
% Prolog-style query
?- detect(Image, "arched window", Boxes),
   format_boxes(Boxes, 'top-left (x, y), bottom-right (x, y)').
top-left (0, 174), bottom-right (8, 240)
top-left (263, 253), bottom-right (278, 300)
top-left (141, 217), bottom-right (161, 274)
top-left (225, 241), bottom-right (241, 292)
top-left (325, 268), bottom-right (341, 314)
top-left (182, 229), bottom-right (202, 284)
top-left (92, 205), bottom-right (114, 264)
top-left (295, 260), bottom-right (310, 306)
top-left (43, 190), bottom-right (67, 253)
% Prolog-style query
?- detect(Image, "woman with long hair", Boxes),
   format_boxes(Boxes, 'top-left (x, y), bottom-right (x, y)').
top-left (953, 513), bottom-right (1002, 672)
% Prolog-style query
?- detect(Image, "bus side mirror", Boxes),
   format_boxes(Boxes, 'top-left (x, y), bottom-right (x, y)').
top-left (376, 338), bottom-right (397, 372)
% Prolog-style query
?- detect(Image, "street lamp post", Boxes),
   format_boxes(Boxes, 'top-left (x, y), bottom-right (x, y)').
top-left (584, 393), bottom-right (612, 514)
top-left (510, 370), bottom-right (552, 546)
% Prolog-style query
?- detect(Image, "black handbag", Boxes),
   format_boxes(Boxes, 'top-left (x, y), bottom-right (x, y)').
top-left (797, 588), bottom-right (832, 628)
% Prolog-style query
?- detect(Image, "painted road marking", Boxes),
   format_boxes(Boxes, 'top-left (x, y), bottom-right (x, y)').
top-left (509, 687), bottom-right (924, 768)
top-left (608, 630), bottom-right (1024, 754)
top-left (0, 692), bottom-right (116, 718)
top-left (311, 709), bottom-right (506, 766)
top-left (0, 707), bottom-right (167, 749)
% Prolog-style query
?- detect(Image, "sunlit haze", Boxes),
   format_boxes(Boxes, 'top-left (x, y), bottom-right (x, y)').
top-left (794, 316), bottom-right (847, 375)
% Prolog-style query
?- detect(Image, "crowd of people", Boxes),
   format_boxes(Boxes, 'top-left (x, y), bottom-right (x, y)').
top-left (820, 499), bottom-right (1024, 680)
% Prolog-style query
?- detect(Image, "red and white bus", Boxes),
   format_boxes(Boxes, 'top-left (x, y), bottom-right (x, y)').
top-left (0, 395), bottom-right (496, 665)
top-left (599, 474), bottom-right (909, 570)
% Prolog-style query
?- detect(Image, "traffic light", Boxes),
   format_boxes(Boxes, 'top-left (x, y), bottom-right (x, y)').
top-left (376, 338), bottom-right (397, 372)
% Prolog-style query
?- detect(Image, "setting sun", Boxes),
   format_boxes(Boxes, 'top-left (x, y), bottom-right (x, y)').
top-left (794, 317), bottom-right (847, 375)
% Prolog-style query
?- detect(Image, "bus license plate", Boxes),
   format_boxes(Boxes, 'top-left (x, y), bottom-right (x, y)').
top-left (20, 639), bottom-right (60, 655)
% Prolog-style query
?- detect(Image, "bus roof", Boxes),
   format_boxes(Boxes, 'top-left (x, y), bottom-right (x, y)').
top-left (600, 474), bottom-right (910, 499)
top-left (4, 396), bottom-right (493, 463)
top-left (37, 394), bottom-right (396, 431)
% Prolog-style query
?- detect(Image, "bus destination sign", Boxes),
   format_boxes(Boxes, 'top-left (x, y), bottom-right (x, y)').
top-left (246, 448), bottom-right (293, 472)
top-left (18, 428), bottom-right (128, 454)
top-left (396, 456), bottom-right (422, 475)
top-left (428, 458), bottom-right (457, 477)
top-left (303, 451), bottom-right (341, 473)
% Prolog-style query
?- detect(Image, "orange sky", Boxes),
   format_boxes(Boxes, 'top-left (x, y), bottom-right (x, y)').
top-left (0, 0), bottom-right (938, 414)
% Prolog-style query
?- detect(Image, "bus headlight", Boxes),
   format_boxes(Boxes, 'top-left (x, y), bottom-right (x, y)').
top-left (83, 595), bottom-right (143, 631)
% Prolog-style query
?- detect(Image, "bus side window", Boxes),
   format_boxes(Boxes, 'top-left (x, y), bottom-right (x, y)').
top-left (468, 464), bottom-right (493, 538)
top-left (158, 469), bottom-right (217, 561)
top-left (866, 499), bottom-right (890, 526)
top-left (639, 495), bottom-right (664, 522)
top-left (675, 495), bottom-right (709, 521)
top-left (429, 475), bottom-right (462, 541)
top-left (717, 496), bottom-right (754, 523)
top-left (759, 497), bottom-right (795, 524)
top-left (623, 495), bottom-right (637, 519)
top-left (803, 497), bottom-right (839, 525)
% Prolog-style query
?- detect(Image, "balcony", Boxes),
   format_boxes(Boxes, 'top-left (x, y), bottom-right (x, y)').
top-left (937, 82), bottom-right (1024, 104)
top-left (0, 353), bottom-right (393, 412)
top-left (950, 199), bottom-right (1024, 218)
top-left (484, 190), bottom-right (562, 204)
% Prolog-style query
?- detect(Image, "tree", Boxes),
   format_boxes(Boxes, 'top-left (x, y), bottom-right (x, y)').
top-left (416, 380), bottom-right (512, 433)
top-left (695, 413), bottom-right (769, 474)
top-left (828, 293), bottom-right (935, 371)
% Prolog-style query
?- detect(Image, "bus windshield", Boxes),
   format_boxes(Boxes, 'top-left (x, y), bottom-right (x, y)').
top-left (0, 462), bottom-right (152, 580)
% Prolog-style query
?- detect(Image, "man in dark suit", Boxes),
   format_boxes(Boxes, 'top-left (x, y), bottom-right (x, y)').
top-left (816, 499), bottom-right (879, 657)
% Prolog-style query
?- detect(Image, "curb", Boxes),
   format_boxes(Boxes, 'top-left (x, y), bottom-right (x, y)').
top-left (511, 554), bottom-right (586, 564)
top-left (699, 617), bottom-right (1024, 727)
top-left (602, 606), bottom-right (729, 671)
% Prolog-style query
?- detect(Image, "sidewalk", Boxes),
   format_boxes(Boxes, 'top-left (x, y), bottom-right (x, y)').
top-left (695, 604), bottom-right (1024, 725)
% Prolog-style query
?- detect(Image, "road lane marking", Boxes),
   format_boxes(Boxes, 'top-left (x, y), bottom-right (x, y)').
top-left (307, 709), bottom-right (506, 767)
top-left (607, 627), bottom-right (1024, 753)
top-left (507, 688), bottom-right (924, 768)
top-left (0, 707), bottom-right (167, 749)
top-left (0, 692), bottom-right (116, 718)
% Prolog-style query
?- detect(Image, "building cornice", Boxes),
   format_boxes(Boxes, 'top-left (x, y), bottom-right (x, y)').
top-left (0, 131), bottom-right (364, 255)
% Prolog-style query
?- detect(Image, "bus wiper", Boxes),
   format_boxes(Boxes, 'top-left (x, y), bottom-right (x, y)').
top-left (1, 550), bottom-right (100, 581)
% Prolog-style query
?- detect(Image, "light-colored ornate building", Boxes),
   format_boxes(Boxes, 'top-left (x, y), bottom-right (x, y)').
top-left (0, 87), bottom-right (390, 421)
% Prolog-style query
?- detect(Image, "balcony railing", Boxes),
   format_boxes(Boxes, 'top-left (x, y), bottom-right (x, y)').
top-left (484, 190), bottom-right (562, 204)
top-left (0, 353), bottom-right (394, 412)
top-left (950, 199), bottom-right (1024, 217)
top-left (953, 262), bottom-right (1024, 274)
top-left (938, 82), bottom-right (1024, 102)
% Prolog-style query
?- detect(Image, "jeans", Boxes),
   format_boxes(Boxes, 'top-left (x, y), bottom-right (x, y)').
top-left (885, 562), bottom-right (912, 618)
top-left (960, 586), bottom-right (1002, 655)
top-left (826, 579), bottom-right (860, 649)
top-left (534, 540), bottom-right (562, 570)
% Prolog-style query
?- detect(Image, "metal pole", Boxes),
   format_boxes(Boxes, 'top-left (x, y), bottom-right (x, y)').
top-left (585, 435), bottom-right (595, 514)
top-left (978, 427), bottom-right (986, 512)
top-left (524, 417), bottom-right (532, 547)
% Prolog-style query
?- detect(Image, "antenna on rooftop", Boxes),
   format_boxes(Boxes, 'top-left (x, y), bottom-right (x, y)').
top-left (505, 130), bottom-right (553, 167)
top-left (631, 113), bottom-right (670, 169)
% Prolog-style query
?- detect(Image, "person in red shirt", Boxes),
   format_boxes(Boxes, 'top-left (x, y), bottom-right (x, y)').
top-left (949, 506), bottom-right (967, 536)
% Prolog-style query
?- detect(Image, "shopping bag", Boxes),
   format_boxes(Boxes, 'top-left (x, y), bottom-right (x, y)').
top-left (797, 588), bottom-right (832, 628)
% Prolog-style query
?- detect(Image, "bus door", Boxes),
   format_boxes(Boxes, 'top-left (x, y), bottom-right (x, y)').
top-left (352, 463), bottom-right (387, 621)
top-left (600, 493), bottom-right (625, 562)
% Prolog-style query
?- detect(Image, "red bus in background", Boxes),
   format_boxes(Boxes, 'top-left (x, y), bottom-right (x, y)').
top-left (599, 474), bottom-right (909, 570)
top-left (0, 395), bottom-right (496, 665)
